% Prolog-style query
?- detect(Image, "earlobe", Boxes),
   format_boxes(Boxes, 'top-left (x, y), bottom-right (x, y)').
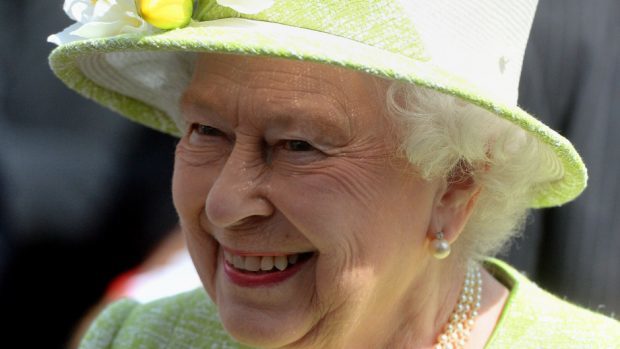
top-left (430, 176), bottom-right (482, 245)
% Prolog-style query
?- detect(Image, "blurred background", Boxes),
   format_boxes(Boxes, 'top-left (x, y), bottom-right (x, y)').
top-left (0, 0), bottom-right (618, 348)
top-left (0, 1), bottom-right (179, 347)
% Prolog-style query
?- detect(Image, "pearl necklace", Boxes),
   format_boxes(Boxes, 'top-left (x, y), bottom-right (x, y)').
top-left (434, 263), bottom-right (483, 349)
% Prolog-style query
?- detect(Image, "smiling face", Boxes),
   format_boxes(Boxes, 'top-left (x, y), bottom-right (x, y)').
top-left (173, 54), bottom-right (444, 348)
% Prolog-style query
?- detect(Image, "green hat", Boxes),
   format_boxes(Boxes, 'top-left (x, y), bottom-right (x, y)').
top-left (48, 0), bottom-right (587, 208)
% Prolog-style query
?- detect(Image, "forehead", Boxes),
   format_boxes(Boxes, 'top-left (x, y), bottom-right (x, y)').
top-left (181, 53), bottom-right (389, 130)
top-left (187, 53), bottom-right (382, 94)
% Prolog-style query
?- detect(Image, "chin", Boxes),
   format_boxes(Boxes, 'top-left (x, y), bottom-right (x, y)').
top-left (212, 266), bottom-right (321, 348)
top-left (217, 299), bottom-right (315, 349)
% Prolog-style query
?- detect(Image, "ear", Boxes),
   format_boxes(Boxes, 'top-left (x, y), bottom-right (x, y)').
top-left (430, 166), bottom-right (481, 243)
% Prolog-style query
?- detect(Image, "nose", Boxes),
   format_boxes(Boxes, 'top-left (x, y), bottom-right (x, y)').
top-left (205, 149), bottom-right (274, 229)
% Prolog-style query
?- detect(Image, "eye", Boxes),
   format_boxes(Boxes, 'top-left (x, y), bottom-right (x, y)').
top-left (194, 124), bottom-right (225, 137)
top-left (188, 123), bottom-right (228, 146)
top-left (282, 140), bottom-right (315, 152)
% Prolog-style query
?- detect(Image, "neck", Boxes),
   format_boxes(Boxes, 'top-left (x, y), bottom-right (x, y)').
top-left (286, 259), bottom-right (508, 349)
top-left (345, 259), bottom-right (469, 349)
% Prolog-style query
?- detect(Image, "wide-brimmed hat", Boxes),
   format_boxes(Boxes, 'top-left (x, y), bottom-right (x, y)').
top-left (48, 0), bottom-right (586, 208)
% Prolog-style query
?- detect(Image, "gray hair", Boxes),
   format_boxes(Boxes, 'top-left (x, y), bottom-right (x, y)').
top-left (385, 82), bottom-right (563, 262)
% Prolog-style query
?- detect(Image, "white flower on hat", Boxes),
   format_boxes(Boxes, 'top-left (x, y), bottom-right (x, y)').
top-left (48, 0), bottom-right (152, 45)
top-left (216, 0), bottom-right (275, 15)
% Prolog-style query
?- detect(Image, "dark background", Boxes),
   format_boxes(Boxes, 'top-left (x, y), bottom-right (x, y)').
top-left (1, 0), bottom-right (618, 347)
top-left (501, 0), bottom-right (620, 316)
top-left (0, 1), bottom-right (178, 347)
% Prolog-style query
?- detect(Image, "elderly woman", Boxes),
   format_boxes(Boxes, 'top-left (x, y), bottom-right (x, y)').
top-left (49, 0), bottom-right (619, 348)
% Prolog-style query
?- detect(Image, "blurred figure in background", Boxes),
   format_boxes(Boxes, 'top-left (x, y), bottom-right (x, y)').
top-left (0, 1), bottom-right (178, 348)
top-left (506, 0), bottom-right (620, 315)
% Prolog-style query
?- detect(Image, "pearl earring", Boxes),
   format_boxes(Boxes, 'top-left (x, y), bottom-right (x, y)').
top-left (430, 231), bottom-right (451, 259)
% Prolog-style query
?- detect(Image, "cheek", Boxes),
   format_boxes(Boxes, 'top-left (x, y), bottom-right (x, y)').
top-left (172, 158), bottom-right (214, 223)
top-left (258, 173), bottom-right (371, 315)
top-left (269, 161), bottom-right (435, 292)
top-left (272, 160), bottom-right (433, 254)
top-left (172, 157), bottom-right (220, 297)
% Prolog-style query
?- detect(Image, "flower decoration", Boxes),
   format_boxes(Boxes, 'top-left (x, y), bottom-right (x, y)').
top-left (48, 0), bottom-right (276, 46)
top-left (137, 0), bottom-right (194, 30)
top-left (48, 0), bottom-right (153, 45)
top-left (216, 0), bottom-right (275, 15)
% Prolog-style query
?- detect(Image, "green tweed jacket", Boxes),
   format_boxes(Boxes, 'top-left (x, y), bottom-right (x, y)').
top-left (79, 259), bottom-right (620, 348)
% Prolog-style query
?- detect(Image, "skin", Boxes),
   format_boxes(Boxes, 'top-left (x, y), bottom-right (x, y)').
top-left (173, 53), bottom-right (508, 349)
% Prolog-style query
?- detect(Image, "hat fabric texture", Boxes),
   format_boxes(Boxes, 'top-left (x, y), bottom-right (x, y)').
top-left (48, 0), bottom-right (587, 208)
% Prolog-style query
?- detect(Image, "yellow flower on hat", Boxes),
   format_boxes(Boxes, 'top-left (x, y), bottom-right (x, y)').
top-left (136, 0), bottom-right (194, 30)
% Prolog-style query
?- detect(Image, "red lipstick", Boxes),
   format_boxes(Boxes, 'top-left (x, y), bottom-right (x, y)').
top-left (222, 252), bottom-right (313, 288)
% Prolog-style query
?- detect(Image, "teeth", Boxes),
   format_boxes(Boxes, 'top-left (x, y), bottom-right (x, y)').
top-left (260, 256), bottom-right (274, 271)
top-left (224, 250), bottom-right (309, 272)
top-left (274, 256), bottom-right (288, 271)
top-left (233, 255), bottom-right (244, 269)
top-left (224, 251), bottom-right (233, 263)
top-left (244, 256), bottom-right (261, 271)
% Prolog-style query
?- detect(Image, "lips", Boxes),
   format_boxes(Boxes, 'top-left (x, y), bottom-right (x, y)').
top-left (224, 251), bottom-right (313, 272)
top-left (222, 248), bottom-right (314, 287)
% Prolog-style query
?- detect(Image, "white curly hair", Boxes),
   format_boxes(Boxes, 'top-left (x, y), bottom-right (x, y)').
top-left (385, 82), bottom-right (564, 262)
